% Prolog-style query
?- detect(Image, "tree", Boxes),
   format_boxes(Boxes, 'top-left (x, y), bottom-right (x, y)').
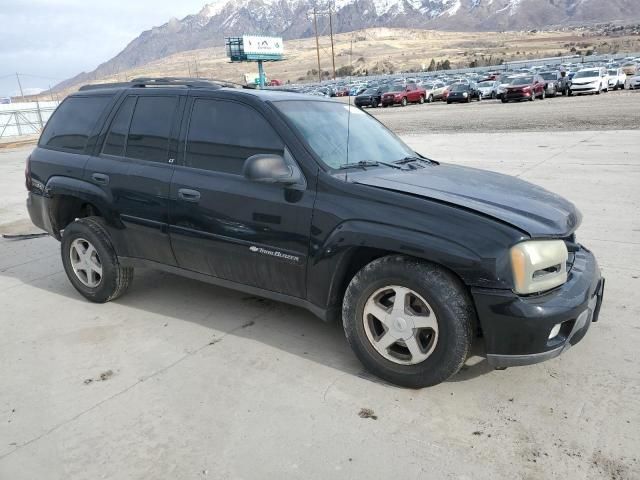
top-left (427, 59), bottom-right (436, 72)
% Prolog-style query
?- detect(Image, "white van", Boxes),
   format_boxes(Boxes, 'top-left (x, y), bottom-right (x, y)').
top-left (570, 67), bottom-right (609, 95)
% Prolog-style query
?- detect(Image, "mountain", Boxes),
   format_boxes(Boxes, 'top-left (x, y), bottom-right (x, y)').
top-left (54, 0), bottom-right (640, 90)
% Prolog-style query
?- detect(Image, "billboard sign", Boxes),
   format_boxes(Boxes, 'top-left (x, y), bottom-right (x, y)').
top-left (242, 35), bottom-right (283, 60)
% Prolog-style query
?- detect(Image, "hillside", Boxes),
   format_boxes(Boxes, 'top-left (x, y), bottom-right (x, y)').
top-left (53, 0), bottom-right (640, 91)
top-left (51, 25), bottom-right (640, 96)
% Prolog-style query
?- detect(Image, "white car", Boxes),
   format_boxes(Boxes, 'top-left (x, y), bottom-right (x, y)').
top-left (607, 68), bottom-right (626, 90)
top-left (627, 74), bottom-right (640, 90)
top-left (570, 67), bottom-right (609, 95)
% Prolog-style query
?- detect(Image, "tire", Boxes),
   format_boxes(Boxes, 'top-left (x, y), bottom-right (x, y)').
top-left (614, 83), bottom-right (619, 91)
top-left (418, 95), bottom-right (425, 104)
top-left (428, 94), bottom-right (434, 103)
top-left (568, 89), bottom-right (573, 97)
top-left (491, 91), bottom-right (496, 99)
top-left (447, 100), bottom-right (451, 104)
top-left (541, 89), bottom-right (545, 100)
top-left (596, 84), bottom-right (601, 95)
top-left (401, 97), bottom-right (408, 107)
top-left (466, 96), bottom-right (471, 103)
top-left (61, 217), bottom-right (134, 303)
top-left (501, 98), bottom-right (508, 103)
top-left (342, 255), bottom-right (474, 388)
top-left (529, 92), bottom-right (535, 101)
top-left (382, 104), bottom-right (388, 108)
top-left (370, 100), bottom-right (377, 108)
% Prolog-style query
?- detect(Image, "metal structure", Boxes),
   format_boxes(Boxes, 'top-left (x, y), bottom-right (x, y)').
top-left (225, 35), bottom-right (284, 88)
top-left (0, 101), bottom-right (59, 138)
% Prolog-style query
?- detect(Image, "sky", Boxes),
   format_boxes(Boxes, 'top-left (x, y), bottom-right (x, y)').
top-left (0, 0), bottom-right (214, 98)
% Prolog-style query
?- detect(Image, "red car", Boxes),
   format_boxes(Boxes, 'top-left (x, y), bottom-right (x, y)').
top-left (381, 83), bottom-right (426, 107)
top-left (501, 75), bottom-right (546, 102)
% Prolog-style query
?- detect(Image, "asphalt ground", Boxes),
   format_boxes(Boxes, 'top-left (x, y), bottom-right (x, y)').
top-left (0, 124), bottom-right (639, 478)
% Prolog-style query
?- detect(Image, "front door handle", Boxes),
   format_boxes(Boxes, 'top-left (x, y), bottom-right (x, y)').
top-left (177, 188), bottom-right (201, 203)
top-left (91, 173), bottom-right (109, 185)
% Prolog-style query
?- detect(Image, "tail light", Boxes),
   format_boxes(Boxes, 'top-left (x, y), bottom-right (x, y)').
top-left (25, 154), bottom-right (32, 191)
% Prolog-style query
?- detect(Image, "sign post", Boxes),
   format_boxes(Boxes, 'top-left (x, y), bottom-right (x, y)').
top-left (225, 35), bottom-right (284, 89)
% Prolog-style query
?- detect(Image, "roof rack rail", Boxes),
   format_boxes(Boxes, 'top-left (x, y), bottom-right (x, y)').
top-left (78, 77), bottom-right (257, 92)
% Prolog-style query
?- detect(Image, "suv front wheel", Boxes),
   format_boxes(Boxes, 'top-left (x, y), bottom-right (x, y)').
top-left (342, 255), bottom-right (474, 388)
top-left (61, 217), bottom-right (133, 303)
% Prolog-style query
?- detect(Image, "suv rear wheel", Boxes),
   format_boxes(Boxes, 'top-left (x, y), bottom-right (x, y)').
top-left (342, 255), bottom-right (474, 388)
top-left (61, 217), bottom-right (133, 303)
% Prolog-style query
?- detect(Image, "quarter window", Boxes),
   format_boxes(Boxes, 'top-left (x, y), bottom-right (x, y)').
top-left (185, 99), bottom-right (284, 174)
top-left (39, 95), bottom-right (112, 152)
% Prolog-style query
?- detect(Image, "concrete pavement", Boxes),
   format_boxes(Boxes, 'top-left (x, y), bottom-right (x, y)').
top-left (1, 131), bottom-right (639, 480)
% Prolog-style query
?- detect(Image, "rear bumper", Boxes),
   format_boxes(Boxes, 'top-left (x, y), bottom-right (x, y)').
top-left (27, 191), bottom-right (54, 235)
top-left (472, 247), bottom-right (604, 368)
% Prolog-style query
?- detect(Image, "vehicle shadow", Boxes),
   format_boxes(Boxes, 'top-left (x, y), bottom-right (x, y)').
top-left (0, 236), bottom-right (495, 387)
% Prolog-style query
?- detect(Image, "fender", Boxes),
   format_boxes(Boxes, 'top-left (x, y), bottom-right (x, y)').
top-left (306, 220), bottom-right (508, 316)
top-left (45, 176), bottom-right (123, 236)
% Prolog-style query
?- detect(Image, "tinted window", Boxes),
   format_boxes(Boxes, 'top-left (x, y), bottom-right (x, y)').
top-left (40, 96), bottom-right (112, 152)
top-left (185, 99), bottom-right (284, 174)
top-left (126, 96), bottom-right (177, 162)
top-left (102, 96), bottom-right (136, 156)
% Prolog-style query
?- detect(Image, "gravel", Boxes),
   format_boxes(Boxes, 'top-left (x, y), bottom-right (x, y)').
top-left (365, 89), bottom-right (640, 134)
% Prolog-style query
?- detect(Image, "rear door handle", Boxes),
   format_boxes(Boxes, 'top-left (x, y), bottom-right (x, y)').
top-left (177, 188), bottom-right (201, 203)
top-left (91, 173), bottom-right (109, 185)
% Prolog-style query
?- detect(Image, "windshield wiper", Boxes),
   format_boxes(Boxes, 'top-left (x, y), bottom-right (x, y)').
top-left (336, 160), bottom-right (404, 170)
top-left (394, 155), bottom-right (438, 165)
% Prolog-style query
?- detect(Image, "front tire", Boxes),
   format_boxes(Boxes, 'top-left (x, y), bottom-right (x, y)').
top-left (419, 95), bottom-right (425, 104)
top-left (61, 217), bottom-right (134, 303)
top-left (342, 255), bottom-right (474, 388)
top-left (428, 94), bottom-right (434, 103)
top-left (401, 97), bottom-right (408, 107)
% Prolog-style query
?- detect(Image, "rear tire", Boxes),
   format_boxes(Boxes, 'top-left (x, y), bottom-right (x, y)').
top-left (428, 94), bottom-right (434, 103)
top-left (342, 255), bottom-right (474, 388)
top-left (61, 217), bottom-right (133, 303)
top-left (401, 97), bottom-right (408, 107)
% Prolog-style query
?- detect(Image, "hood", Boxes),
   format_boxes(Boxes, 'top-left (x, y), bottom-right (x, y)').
top-left (352, 163), bottom-right (581, 237)
top-left (572, 75), bottom-right (600, 84)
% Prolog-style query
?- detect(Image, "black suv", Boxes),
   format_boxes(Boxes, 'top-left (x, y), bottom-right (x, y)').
top-left (26, 78), bottom-right (604, 388)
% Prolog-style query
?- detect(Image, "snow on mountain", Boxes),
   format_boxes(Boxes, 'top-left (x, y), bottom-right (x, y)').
top-left (53, 0), bottom-right (640, 91)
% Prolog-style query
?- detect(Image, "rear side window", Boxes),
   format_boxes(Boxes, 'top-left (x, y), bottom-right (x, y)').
top-left (185, 99), bottom-right (284, 174)
top-left (39, 96), bottom-right (112, 152)
top-left (126, 96), bottom-right (178, 162)
top-left (103, 96), bottom-right (136, 156)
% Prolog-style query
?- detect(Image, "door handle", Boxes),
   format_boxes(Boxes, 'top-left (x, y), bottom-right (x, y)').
top-left (177, 188), bottom-right (201, 202)
top-left (91, 173), bottom-right (109, 185)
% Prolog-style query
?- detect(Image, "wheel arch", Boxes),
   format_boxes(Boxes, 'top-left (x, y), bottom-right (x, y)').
top-left (46, 176), bottom-right (120, 239)
top-left (308, 220), bottom-right (487, 322)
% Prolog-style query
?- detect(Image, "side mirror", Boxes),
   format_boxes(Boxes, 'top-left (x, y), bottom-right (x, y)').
top-left (243, 154), bottom-right (303, 187)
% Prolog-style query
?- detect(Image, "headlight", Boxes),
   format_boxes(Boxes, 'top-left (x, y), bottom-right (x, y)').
top-left (463, 92), bottom-right (468, 97)
top-left (510, 240), bottom-right (568, 294)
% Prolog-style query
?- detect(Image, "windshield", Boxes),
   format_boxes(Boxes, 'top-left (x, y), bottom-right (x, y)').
top-left (477, 81), bottom-right (493, 87)
top-left (275, 100), bottom-right (415, 169)
top-left (451, 83), bottom-right (468, 91)
top-left (608, 70), bottom-right (617, 75)
top-left (540, 72), bottom-right (557, 80)
top-left (388, 85), bottom-right (404, 92)
top-left (510, 77), bottom-right (533, 85)
top-left (362, 88), bottom-right (377, 95)
top-left (574, 70), bottom-right (599, 78)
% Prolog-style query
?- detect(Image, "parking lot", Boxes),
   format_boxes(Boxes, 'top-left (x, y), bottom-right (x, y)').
top-left (1, 93), bottom-right (639, 479)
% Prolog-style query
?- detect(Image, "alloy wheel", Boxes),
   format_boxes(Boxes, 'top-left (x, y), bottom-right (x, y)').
top-left (69, 238), bottom-right (103, 288)
top-left (362, 285), bottom-right (439, 365)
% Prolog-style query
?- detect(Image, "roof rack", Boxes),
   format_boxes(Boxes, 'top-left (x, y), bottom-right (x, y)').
top-left (78, 77), bottom-right (256, 92)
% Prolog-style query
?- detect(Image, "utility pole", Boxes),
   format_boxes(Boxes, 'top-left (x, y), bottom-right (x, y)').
top-left (312, 7), bottom-right (322, 82)
top-left (329, 4), bottom-right (336, 79)
top-left (48, 85), bottom-right (54, 102)
top-left (15, 73), bottom-right (25, 102)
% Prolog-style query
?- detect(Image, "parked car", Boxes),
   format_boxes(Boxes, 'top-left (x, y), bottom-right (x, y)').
top-left (569, 68), bottom-right (609, 95)
top-left (381, 83), bottom-right (426, 107)
top-left (430, 81), bottom-right (449, 101)
top-left (26, 77), bottom-right (604, 388)
top-left (627, 73), bottom-right (640, 89)
top-left (539, 71), bottom-right (561, 97)
top-left (621, 62), bottom-right (637, 76)
top-left (607, 68), bottom-right (626, 90)
top-left (446, 82), bottom-right (481, 103)
top-left (477, 80), bottom-right (500, 99)
top-left (354, 87), bottom-right (387, 108)
top-left (421, 83), bottom-right (437, 103)
top-left (501, 75), bottom-right (546, 102)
